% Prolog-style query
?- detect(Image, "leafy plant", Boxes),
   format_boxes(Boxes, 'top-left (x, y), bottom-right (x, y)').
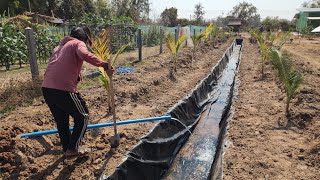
top-left (252, 31), bottom-right (270, 76)
top-left (274, 31), bottom-right (291, 50)
top-left (0, 16), bottom-right (61, 70)
top-left (91, 30), bottom-right (128, 113)
top-left (165, 33), bottom-right (186, 73)
top-left (0, 22), bottom-right (28, 70)
top-left (204, 23), bottom-right (213, 41)
top-left (35, 27), bottom-right (60, 64)
top-left (191, 32), bottom-right (205, 64)
top-left (142, 26), bottom-right (160, 47)
top-left (265, 31), bottom-right (276, 46)
top-left (269, 49), bottom-right (303, 115)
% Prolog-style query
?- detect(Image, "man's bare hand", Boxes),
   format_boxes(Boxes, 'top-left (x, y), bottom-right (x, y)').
top-left (104, 64), bottom-right (115, 77)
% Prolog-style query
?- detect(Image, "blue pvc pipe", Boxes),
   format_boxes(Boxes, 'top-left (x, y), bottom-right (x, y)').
top-left (19, 116), bottom-right (172, 138)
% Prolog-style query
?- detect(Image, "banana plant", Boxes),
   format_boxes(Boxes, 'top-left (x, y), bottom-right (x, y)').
top-left (269, 49), bottom-right (303, 115)
top-left (191, 32), bottom-right (205, 64)
top-left (165, 33), bottom-right (186, 72)
top-left (91, 30), bottom-right (128, 113)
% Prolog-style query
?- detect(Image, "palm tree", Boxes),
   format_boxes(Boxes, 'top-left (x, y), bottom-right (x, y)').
top-left (252, 31), bottom-right (269, 76)
top-left (165, 33), bottom-right (186, 72)
top-left (269, 49), bottom-right (303, 115)
top-left (204, 23), bottom-right (213, 42)
top-left (91, 30), bottom-right (128, 113)
top-left (191, 32), bottom-right (205, 64)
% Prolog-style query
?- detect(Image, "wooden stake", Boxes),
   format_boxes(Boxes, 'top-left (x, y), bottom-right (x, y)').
top-left (25, 27), bottom-right (39, 81)
top-left (108, 58), bottom-right (117, 135)
top-left (160, 27), bottom-right (163, 54)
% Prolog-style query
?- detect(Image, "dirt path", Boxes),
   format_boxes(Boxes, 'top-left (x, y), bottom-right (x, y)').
top-left (223, 37), bottom-right (320, 179)
top-left (0, 39), bottom-right (233, 179)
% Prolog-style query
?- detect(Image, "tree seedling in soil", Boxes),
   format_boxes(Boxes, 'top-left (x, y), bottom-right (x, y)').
top-left (90, 29), bottom-right (128, 114)
top-left (252, 31), bottom-right (270, 77)
top-left (191, 32), bottom-right (205, 64)
top-left (165, 33), bottom-right (186, 76)
top-left (269, 49), bottom-right (303, 116)
top-left (274, 31), bottom-right (291, 50)
top-left (203, 23), bottom-right (213, 42)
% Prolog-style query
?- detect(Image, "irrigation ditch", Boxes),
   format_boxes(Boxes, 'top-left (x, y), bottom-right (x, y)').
top-left (102, 39), bottom-right (243, 180)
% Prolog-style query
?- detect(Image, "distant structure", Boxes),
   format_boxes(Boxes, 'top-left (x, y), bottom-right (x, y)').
top-left (227, 18), bottom-right (242, 32)
top-left (24, 12), bottom-right (64, 25)
top-left (294, 8), bottom-right (320, 32)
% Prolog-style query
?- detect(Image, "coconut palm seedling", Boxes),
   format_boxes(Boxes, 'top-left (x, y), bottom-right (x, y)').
top-left (204, 23), bottom-right (213, 42)
top-left (269, 49), bottom-right (303, 116)
top-left (265, 31), bottom-right (276, 46)
top-left (191, 32), bottom-right (205, 64)
top-left (210, 24), bottom-right (220, 45)
top-left (165, 33), bottom-right (186, 74)
top-left (253, 31), bottom-right (270, 76)
top-left (275, 31), bottom-right (291, 50)
top-left (91, 30), bottom-right (128, 113)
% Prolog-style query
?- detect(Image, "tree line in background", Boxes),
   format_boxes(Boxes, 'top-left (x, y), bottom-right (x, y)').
top-left (0, 0), bottom-right (150, 22)
top-left (303, 0), bottom-right (320, 8)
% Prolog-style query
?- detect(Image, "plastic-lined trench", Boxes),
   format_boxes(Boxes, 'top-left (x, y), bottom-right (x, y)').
top-left (102, 39), bottom-right (243, 180)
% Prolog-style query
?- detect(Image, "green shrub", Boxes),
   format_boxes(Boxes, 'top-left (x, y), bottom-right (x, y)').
top-left (143, 26), bottom-right (160, 47)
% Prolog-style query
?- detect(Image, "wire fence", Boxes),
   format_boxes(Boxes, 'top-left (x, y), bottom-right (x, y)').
top-left (0, 24), bottom-right (207, 71)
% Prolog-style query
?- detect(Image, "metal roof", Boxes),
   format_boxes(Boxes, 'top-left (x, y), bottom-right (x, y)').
top-left (227, 18), bottom-right (242, 26)
top-left (311, 26), bottom-right (320, 33)
top-left (307, 17), bottom-right (320, 20)
top-left (227, 21), bottom-right (242, 26)
top-left (297, 8), bottom-right (320, 12)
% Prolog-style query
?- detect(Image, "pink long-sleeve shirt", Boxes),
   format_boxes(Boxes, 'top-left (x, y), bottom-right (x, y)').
top-left (42, 36), bottom-right (107, 93)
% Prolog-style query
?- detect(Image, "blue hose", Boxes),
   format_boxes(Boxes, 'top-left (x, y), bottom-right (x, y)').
top-left (19, 116), bottom-right (172, 138)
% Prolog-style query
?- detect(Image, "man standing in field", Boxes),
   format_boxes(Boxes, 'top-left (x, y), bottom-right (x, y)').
top-left (42, 27), bottom-right (113, 158)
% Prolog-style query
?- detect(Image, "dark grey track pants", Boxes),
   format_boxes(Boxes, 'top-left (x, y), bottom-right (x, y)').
top-left (42, 87), bottom-right (89, 152)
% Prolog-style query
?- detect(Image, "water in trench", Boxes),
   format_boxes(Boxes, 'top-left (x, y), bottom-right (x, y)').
top-left (163, 44), bottom-right (242, 180)
top-left (103, 39), bottom-right (243, 180)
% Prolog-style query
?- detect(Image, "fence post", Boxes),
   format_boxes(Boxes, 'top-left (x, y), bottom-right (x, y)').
top-left (25, 27), bottom-right (39, 81)
top-left (175, 29), bottom-right (178, 43)
top-left (138, 29), bottom-right (142, 62)
top-left (160, 27), bottom-right (163, 54)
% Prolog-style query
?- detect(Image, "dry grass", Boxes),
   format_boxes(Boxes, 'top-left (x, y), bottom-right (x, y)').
top-left (0, 79), bottom-right (42, 114)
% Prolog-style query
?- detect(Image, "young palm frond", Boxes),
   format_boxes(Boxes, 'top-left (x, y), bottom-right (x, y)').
top-left (165, 33), bottom-right (186, 72)
top-left (211, 24), bottom-right (218, 38)
top-left (275, 31), bottom-right (290, 50)
top-left (260, 38), bottom-right (269, 75)
top-left (204, 23), bottom-right (213, 42)
top-left (253, 31), bottom-right (270, 76)
top-left (269, 49), bottom-right (303, 115)
top-left (91, 30), bottom-right (128, 113)
top-left (191, 32), bottom-right (205, 64)
top-left (265, 32), bottom-right (276, 46)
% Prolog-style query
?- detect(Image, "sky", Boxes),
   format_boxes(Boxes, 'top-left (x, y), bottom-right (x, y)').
top-left (148, 0), bottom-right (307, 21)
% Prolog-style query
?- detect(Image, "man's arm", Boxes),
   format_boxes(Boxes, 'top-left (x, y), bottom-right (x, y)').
top-left (75, 41), bottom-right (107, 67)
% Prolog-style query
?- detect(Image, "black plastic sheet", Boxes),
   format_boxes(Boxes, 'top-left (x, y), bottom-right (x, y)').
top-left (103, 39), bottom-right (243, 180)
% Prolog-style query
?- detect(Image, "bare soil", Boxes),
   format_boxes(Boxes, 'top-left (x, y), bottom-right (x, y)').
top-left (0, 39), bottom-right (233, 179)
top-left (224, 36), bottom-right (320, 179)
